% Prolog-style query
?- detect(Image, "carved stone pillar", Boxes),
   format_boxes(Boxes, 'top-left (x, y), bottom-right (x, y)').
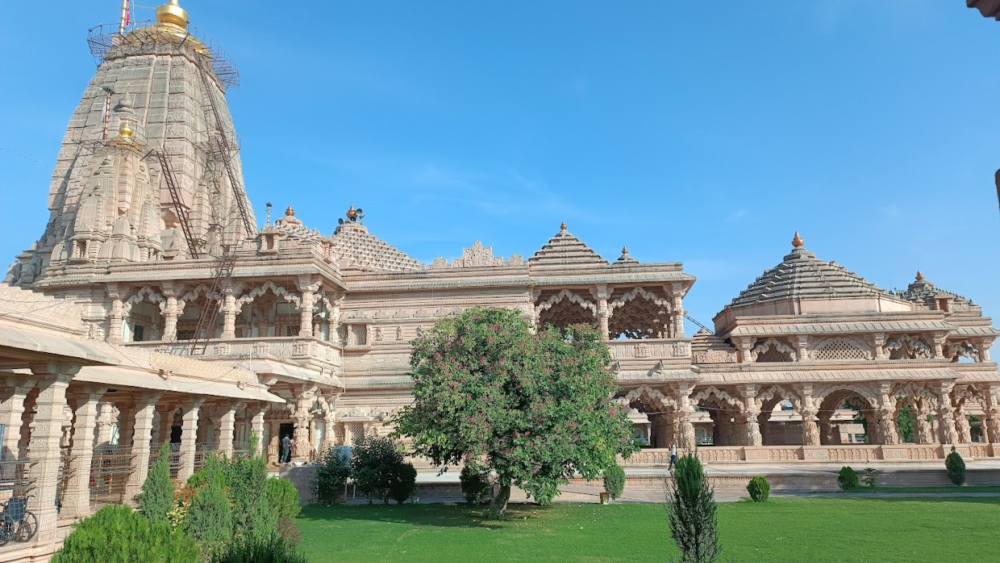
top-left (955, 406), bottom-right (972, 444)
top-left (979, 340), bottom-right (993, 363)
top-left (124, 393), bottom-right (162, 504)
top-left (0, 377), bottom-right (35, 460)
top-left (250, 403), bottom-right (267, 456)
top-left (935, 385), bottom-right (959, 445)
top-left (117, 401), bottom-right (135, 447)
top-left (671, 293), bottom-right (684, 339)
top-left (162, 283), bottom-right (180, 342)
top-left (26, 363), bottom-right (77, 539)
top-left (873, 333), bottom-right (886, 360)
top-left (63, 387), bottom-right (106, 517)
top-left (156, 403), bottom-right (176, 445)
top-left (737, 385), bottom-right (762, 447)
top-left (592, 284), bottom-right (611, 340)
top-left (108, 295), bottom-right (125, 344)
top-left (675, 383), bottom-right (697, 451)
top-left (795, 335), bottom-right (809, 362)
top-left (292, 386), bottom-right (317, 462)
top-left (931, 332), bottom-right (947, 359)
top-left (913, 402), bottom-right (935, 444)
top-left (178, 399), bottom-right (205, 482)
top-left (298, 277), bottom-right (319, 338)
top-left (222, 293), bottom-right (238, 340)
top-left (95, 402), bottom-right (116, 446)
top-left (736, 337), bottom-right (753, 364)
top-left (798, 384), bottom-right (821, 446)
top-left (196, 407), bottom-right (212, 445)
top-left (876, 383), bottom-right (899, 446)
top-left (215, 401), bottom-right (237, 458)
top-left (984, 385), bottom-right (1000, 444)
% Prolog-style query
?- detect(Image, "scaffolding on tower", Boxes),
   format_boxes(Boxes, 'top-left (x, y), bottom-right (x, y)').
top-left (189, 244), bottom-right (238, 355)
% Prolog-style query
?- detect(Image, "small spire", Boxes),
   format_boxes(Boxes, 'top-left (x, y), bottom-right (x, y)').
top-left (560, 221), bottom-right (567, 231)
top-left (117, 119), bottom-right (133, 141)
top-left (791, 231), bottom-right (804, 248)
top-left (915, 270), bottom-right (924, 282)
top-left (346, 205), bottom-right (357, 220)
top-left (621, 246), bottom-right (628, 255)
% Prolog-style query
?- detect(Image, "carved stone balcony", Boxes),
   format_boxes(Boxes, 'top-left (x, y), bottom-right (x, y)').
top-left (125, 336), bottom-right (343, 371)
top-left (606, 338), bottom-right (694, 381)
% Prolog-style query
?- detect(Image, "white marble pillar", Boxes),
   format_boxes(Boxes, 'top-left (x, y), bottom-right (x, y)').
top-left (124, 393), bottom-right (162, 504)
top-left (215, 401), bottom-right (237, 458)
top-left (63, 386), bottom-right (106, 518)
top-left (178, 399), bottom-right (205, 482)
top-left (0, 377), bottom-right (35, 460)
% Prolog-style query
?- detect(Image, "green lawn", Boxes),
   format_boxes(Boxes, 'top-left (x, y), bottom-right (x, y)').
top-left (838, 485), bottom-right (1000, 494)
top-left (296, 497), bottom-right (999, 563)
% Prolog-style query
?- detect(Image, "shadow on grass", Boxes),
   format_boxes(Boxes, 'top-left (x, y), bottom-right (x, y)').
top-left (298, 503), bottom-right (554, 530)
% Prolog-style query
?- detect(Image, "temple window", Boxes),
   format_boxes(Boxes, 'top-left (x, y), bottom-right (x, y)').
top-left (750, 338), bottom-right (795, 362)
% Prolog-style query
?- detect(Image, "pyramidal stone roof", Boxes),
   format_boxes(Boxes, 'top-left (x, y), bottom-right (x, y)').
top-left (529, 223), bottom-right (609, 270)
top-left (900, 272), bottom-right (977, 308)
top-left (331, 222), bottom-right (422, 273)
top-left (726, 232), bottom-right (900, 309)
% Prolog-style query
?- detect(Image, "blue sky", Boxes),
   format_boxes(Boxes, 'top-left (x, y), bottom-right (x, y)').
top-left (1, 1), bottom-right (999, 330)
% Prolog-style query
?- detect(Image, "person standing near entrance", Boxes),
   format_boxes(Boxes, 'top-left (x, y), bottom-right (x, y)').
top-left (668, 442), bottom-right (678, 471)
top-left (280, 434), bottom-right (292, 464)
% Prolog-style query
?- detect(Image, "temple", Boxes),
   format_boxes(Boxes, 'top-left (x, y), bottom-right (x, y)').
top-left (2, 1), bottom-right (999, 556)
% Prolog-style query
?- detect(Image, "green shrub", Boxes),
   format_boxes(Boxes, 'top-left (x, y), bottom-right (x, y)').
top-left (837, 466), bottom-right (859, 491)
top-left (946, 447), bottom-right (966, 486)
top-left (137, 441), bottom-right (175, 522)
top-left (861, 467), bottom-right (878, 489)
top-left (223, 452), bottom-right (277, 545)
top-left (52, 505), bottom-right (199, 563)
top-left (351, 434), bottom-right (405, 504)
top-left (211, 534), bottom-right (309, 563)
top-left (459, 464), bottom-right (493, 505)
top-left (746, 475), bottom-right (770, 502)
top-left (390, 462), bottom-right (418, 504)
top-left (310, 446), bottom-right (352, 505)
top-left (666, 454), bottom-right (722, 563)
top-left (266, 478), bottom-right (301, 520)
top-left (184, 454), bottom-right (232, 558)
top-left (603, 464), bottom-right (626, 500)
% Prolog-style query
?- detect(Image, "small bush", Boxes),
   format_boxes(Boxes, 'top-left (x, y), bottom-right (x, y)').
top-left (211, 534), bottom-right (309, 563)
top-left (861, 467), bottom-right (878, 489)
top-left (52, 505), bottom-right (199, 563)
top-left (838, 466), bottom-right (859, 491)
top-left (459, 465), bottom-right (493, 505)
top-left (946, 447), bottom-right (966, 486)
top-left (746, 475), bottom-right (770, 502)
top-left (603, 464), bottom-right (626, 500)
top-left (390, 462), bottom-right (418, 504)
top-left (311, 446), bottom-right (352, 505)
top-left (137, 442), bottom-right (175, 522)
top-left (351, 434), bottom-right (405, 504)
top-left (266, 478), bottom-right (301, 520)
top-left (223, 452), bottom-right (277, 545)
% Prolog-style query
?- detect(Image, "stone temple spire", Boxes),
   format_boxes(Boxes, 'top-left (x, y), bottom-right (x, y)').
top-left (7, 0), bottom-right (256, 285)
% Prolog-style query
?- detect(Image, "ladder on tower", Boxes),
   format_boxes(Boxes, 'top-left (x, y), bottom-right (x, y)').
top-left (189, 245), bottom-right (238, 355)
top-left (196, 65), bottom-right (255, 238)
top-left (151, 150), bottom-right (200, 259)
top-left (684, 314), bottom-right (714, 335)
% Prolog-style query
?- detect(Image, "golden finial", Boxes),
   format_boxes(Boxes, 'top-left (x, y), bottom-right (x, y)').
top-left (791, 231), bottom-right (804, 248)
top-left (346, 205), bottom-right (358, 220)
top-left (560, 221), bottom-right (567, 231)
top-left (622, 246), bottom-right (628, 255)
top-left (915, 270), bottom-right (924, 281)
top-left (156, 0), bottom-right (189, 30)
top-left (285, 206), bottom-right (294, 217)
top-left (118, 119), bottom-right (133, 141)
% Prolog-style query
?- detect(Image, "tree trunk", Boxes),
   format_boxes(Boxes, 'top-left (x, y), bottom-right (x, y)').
top-left (491, 484), bottom-right (511, 519)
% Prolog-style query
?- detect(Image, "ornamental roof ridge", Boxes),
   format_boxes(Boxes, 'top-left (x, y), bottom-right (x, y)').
top-left (329, 222), bottom-right (422, 273)
top-left (899, 272), bottom-right (978, 309)
top-left (529, 223), bottom-right (609, 269)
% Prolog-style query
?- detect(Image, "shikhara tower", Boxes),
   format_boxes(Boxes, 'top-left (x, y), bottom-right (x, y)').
top-left (9, 0), bottom-right (255, 285)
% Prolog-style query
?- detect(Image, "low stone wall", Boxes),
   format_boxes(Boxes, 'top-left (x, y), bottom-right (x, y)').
top-left (625, 444), bottom-right (998, 465)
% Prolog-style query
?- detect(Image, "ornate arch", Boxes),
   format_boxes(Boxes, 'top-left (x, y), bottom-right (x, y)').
top-left (885, 334), bottom-right (931, 360)
top-left (536, 290), bottom-right (597, 315)
top-left (180, 283), bottom-right (216, 303)
top-left (891, 382), bottom-right (937, 404)
top-left (751, 338), bottom-right (796, 362)
top-left (123, 286), bottom-right (164, 314)
top-left (945, 340), bottom-right (979, 363)
top-left (953, 384), bottom-right (987, 410)
top-left (813, 383), bottom-right (878, 408)
top-left (237, 281), bottom-right (301, 307)
top-left (756, 385), bottom-right (803, 411)
top-left (608, 287), bottom-right (672, 312)
top-left (618, 385), bottom-right (678, 411)
top-left (692, 386), bottom-right (745, 409)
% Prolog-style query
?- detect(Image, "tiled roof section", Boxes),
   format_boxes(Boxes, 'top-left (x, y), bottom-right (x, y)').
top-left (900, 276), bottom-right (977, 309)
top-left (726, 246), bottom-right (896, 309)
top-left (265, 212), bottom-right (323, 242)
top-left (691, 328), bottom-right (734, 353)
top-left (611, 247), bottom-right (639, 268)
top-left (331, 222), bottom-right (422, 272)
top-left (529, 225), bottom-right (608, 269)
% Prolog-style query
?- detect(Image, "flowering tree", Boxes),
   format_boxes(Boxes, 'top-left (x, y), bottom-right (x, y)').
top-left (393, 306), bottom-right (637, 516)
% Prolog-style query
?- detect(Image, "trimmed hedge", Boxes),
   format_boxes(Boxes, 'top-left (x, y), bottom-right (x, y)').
top-left (52, 505), bottom-right (199, 563)
top-left (746, 475), bottom-right (770, 502)
top-left (603, 464), bottom-right (626, 500)
top-left (837, 466), bottom-right (859, 491)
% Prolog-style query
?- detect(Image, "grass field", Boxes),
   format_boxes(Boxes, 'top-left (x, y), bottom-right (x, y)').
top-left (296, 497), bottom-right (999, 563)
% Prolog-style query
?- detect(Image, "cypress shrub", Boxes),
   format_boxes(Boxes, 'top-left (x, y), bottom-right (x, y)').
top-left (52, 505), bottom-right (199, 563)
top-left (837, 466), bottom-right (859, 491)
top-left (184, 455), bottom-right (233, 555)
top-left (665, 454), bottom-right (722, 563)
top-left (459, 464), bottom-right (493, 505)
top-left (390, 462), bottom-right (418, 504)
top-left (266, 478), bottom-right (301, 520)
top-left (310, 446), bottom-right (352, 505)
top-left (746, 475), bottom-right (770, 502)
top-left (223, 452), bottom-right (278, 544)
top-left (603, 464), bottom-right (626, 500)
top-left (137, 442), bottom-right (175, 522)
top-left (946, 447), bottom-right (966, 486)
